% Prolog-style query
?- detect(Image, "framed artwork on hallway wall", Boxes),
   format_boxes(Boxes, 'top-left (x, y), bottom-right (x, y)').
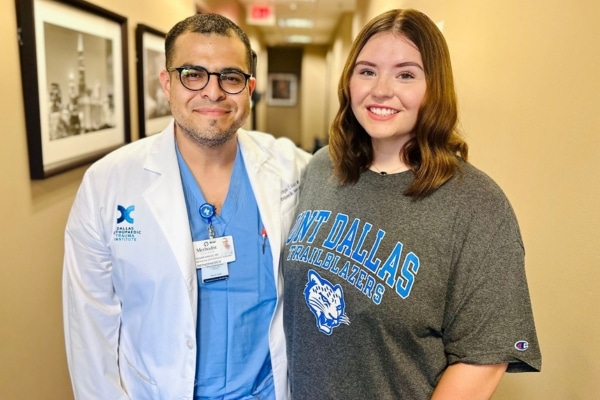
top-left (267, 73), bottom-right (297, 107)
top-left (135, 24), bottom-right (170, 137)
top-left (15, 0), bottom-right (130, 179)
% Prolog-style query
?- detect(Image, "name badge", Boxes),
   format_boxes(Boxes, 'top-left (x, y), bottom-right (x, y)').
top-left (201, 262), bottom-right (229, 283)
top-left (193, 235), bottom-right (236, 268)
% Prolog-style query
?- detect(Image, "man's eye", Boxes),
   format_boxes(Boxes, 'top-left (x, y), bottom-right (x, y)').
top-left (221, 74), bottom-right (243, 84)
top-left (183, 69), bottom-right (203, 79)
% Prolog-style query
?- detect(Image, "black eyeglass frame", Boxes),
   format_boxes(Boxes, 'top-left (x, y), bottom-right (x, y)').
top-left (167, 65), bottom-right (252, 95)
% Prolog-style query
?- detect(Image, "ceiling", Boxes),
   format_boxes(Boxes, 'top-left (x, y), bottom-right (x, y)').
top-left (197, 0), bottom-right (357, 47)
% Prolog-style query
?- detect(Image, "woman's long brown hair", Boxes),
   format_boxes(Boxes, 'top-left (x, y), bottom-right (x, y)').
top-left (329, 9), bottom-right (468, 199)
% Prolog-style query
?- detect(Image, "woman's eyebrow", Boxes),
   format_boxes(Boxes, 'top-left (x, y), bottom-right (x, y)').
top-left (355, 60), bottom-right (424, 71)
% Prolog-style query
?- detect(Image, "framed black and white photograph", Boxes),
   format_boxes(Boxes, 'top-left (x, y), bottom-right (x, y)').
top-left (267, 73), bottom-right (297, 107)
top-left (15, 0), bottom-right (130, 179)
top-left (135, 24), bottom-right (170, 137)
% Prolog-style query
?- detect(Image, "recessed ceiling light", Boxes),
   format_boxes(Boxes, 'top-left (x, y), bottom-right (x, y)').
top-left (286, 35), bottom-right (313, 44)
top-left (278, 18), bottom-right (315, 28)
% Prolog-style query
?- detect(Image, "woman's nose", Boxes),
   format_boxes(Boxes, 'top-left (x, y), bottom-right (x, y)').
top-left (371, 77), bottom-right (393, 98)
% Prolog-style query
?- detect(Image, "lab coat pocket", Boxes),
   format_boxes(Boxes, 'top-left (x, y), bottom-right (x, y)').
top-left (121, 352), bottom-right (160, 399)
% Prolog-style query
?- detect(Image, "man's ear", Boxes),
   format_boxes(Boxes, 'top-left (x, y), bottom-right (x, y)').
top-left (247, 76), bottom-right (256, 96)
top-left (158, 69), bottom-right (172, 100)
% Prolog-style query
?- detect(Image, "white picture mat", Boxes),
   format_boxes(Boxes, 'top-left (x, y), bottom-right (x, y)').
top-left (34, 0), bottom-right (125, 168)
top-left (142, 31), bottom-right (170, 136)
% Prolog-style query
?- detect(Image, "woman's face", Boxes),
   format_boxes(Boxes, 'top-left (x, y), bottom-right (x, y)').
top-left (349, 31), bottom-right (427, 148)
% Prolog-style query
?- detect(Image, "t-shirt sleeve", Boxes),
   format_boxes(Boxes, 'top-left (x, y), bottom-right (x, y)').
top-left (442, 195), bottom-right (542, 373)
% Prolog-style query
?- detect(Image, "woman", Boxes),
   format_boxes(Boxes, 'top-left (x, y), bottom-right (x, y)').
top-left (283, 9), bottom-right (541, 399)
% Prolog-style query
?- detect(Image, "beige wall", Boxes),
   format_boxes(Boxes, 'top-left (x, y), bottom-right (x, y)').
top-left (265, 47), bottom-right (304, 145)
top-left (345, 0), bottom-right (599, 398)
top-left (300, 45), bottom-right (328, 150)
top-left (325, 12), bottom-right (355, 135)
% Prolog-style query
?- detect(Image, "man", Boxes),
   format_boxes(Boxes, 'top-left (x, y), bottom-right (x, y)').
top-left (63, 13), bottom-right (311, 400)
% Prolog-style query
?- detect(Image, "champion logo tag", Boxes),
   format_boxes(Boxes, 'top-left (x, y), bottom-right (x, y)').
top-left (514, 340), bottom-right (529, 351)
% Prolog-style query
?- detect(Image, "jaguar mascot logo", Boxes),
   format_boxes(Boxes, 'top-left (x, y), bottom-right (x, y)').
top-left (304, 269), bottom-right (350, 335)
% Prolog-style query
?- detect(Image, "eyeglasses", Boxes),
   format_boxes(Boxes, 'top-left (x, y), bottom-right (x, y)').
top-left (167, 66), bottom-right (252, 94)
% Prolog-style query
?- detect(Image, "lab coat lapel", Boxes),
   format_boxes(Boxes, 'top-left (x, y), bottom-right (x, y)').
top-left (142, 127), bottom-right (197, 318)
top-left (238, 133), bottom-right (282, 280)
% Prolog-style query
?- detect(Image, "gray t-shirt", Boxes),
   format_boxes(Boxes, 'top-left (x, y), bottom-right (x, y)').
top-left (283, 148), bottom-right (541, 399)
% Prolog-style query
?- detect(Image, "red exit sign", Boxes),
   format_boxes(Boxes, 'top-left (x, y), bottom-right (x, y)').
top-left (247, 4), bottom-right (275, 26)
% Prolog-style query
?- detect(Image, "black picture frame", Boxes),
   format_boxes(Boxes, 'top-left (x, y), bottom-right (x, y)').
top-left (15, 0), bottom-right (130, 179)
top-left (135, 24), bottom-right (170, 137)
top-left (267, 73), bottom-right (298, 107)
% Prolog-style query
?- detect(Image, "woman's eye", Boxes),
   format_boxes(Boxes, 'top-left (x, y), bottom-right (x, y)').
top-left (357, 69), bottom-right (375, 77)
top-left (399, 72), bottom-right (415, 79)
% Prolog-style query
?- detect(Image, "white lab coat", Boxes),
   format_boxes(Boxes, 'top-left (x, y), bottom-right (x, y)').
top-left (63, 121), bottom-right (311, 400)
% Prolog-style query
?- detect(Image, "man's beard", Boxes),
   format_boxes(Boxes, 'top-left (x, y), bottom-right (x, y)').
top-left (177, 118), bottom-right (241, 149)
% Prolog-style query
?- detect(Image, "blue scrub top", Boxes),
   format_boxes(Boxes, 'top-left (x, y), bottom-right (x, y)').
top-left (176, 142), bottom-right (276, 399)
